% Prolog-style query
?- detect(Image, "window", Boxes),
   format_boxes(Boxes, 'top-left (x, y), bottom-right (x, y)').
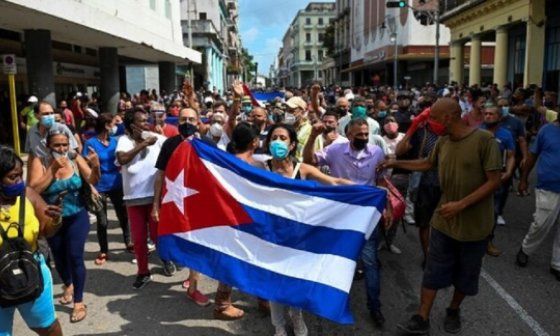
top-left (318, 18), bottom-right (324, 25)
top-left (149, 0), bottom-right (156, 10)
top-left (306, 33), bottom-right (311, 42)
top-left (305, 18), bottom-right (311, 25)
top-left (305, 50), bottom-right (312, 61)
top-left (72, 45), bottom-right (82, 54)
top-left (318, 49), bottom-right (324, 61)
top-left (199, 12), bottom-right (207, 20)
top-left (318, 33), bottom-right (324, 42)
top-left (85, 48), bottom-right (97, 57)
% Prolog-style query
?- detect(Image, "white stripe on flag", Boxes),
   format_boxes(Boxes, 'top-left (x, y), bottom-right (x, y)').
top-left (175, 226), bottom-right (356, 293)
top-left (201, 159), bottom-right (381, 237)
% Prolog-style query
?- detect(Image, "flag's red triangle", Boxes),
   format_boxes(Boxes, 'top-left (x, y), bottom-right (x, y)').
top-left (158, 141), bottom-right (252, 236)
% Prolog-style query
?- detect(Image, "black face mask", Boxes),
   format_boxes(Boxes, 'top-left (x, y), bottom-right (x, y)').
top-left (352, 138), bottom-right (368, 150)
top-left (323, 126), bottom-right (336, 134)
top-left (337, 107), bottom-right (348, 117)
top-left (484, 121), bottom-right (499, 128)
top-left (179, 122), bottom-right (198, 138)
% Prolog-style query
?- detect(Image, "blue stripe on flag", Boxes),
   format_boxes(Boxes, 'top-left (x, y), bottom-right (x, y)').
top-left (236, 204), bottom-right (366, 261)
top-left (192, 139), bottom-right (386, 210)
top-left (158, 234), bottom-right (355, 324)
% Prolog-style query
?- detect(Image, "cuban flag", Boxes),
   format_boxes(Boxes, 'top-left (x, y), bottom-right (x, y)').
top-left (157, 139), bottom-right (386, 324)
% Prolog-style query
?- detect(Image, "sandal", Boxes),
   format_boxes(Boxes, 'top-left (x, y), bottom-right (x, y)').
top-left (70, 304), bottom-right (87, 323)
top-left (94, 253), bottom-right (108, 266)
top-left (58, 286), bottom-right (73, 305)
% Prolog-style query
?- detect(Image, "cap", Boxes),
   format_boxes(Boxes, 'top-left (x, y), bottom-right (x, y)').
top-left (285, 96), bottom-right (307, 111)
top-left (344, 92), bottom-right (355, 101)
top-left (85, 107), bottom-right (98, 119)
top-left (204, 96), bottom-right (214, 104)
top-left (27, 96), bottom-right (38, 104)
top-left (241, 96), bottom-right (252, 104)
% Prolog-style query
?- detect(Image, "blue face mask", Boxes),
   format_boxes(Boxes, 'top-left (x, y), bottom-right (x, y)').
top-left (41, 114), bottom-right (55, 128)
top-left (378, 111), bottom-right (387, 118)
top-left (116, 123), bottom-right (125, 136)
top-left (269, 140), bottom-right (289, 160)
top-left (242, 105), bottom-right (252, 114)
top-left (501, 107), bottom-right (510, 117)
top-left (1, 181), bottom-right (25, 197)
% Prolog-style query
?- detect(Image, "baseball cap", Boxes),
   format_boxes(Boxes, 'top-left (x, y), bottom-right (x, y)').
top-left (285, 96), bottom-right (307, 111)
top-left (27, 96), bottom-right (38, 104)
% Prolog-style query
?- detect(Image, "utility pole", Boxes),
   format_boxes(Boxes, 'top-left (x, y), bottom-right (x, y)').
top-left (391, 33), bottom-right (398, 90)
top-left (433, 9), bottom-right (440, 84)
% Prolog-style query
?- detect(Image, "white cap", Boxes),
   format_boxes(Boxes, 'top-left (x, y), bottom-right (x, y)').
top-left (27, 96), bottom-right (38, 103)
top-left (76, 92), bottom-right (83, 98)
top-left (204, 96), bottom-right (214, 104)
top-left (345, 92), bottom-right (355, 101)
top-left (85, 107), bottom-right (98, 119)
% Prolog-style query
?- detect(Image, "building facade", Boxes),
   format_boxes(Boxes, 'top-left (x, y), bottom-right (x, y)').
top-left (181, 0), bottom-right (243, 94)
top-left (0, 0), bottom-right (200, 112)
top-left (347, 0), bottom-right (461, 87)
top-left (332, 0), bottom-right (352, 86)
top-left (442, 0), bottom-right (558, 92)
top-left (277, 2), bottom-right (336, 88)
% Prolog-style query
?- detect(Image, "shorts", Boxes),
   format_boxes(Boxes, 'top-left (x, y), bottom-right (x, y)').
top-left (0, 254), bottom-right (57, 335)
top-left (414, 185), bottom-right (441, 228)
top-left (422, 229), bottom-right (487, 296)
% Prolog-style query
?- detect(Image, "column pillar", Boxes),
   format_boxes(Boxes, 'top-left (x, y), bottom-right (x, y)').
top-left (158, 61), bottom-right (176, 95)
top-left (99, 47), bottom-right (119, 114)
top-left (449, 41), bottom-right (464, 84)
top-left (523, 0), bottom-right (545, 86)
top-left (24, 30), bottom-right (55, 105)
top-left (469, 35), bottom-right (481, 86)
top-left (493, 26), bottom-right (508, 88)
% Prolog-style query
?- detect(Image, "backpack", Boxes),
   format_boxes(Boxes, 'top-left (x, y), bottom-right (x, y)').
top-left (0, 193), bottom-right (44, 308)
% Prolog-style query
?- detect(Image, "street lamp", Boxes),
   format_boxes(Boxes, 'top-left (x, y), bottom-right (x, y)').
top-left (390, 33), bottom-right (398, 90)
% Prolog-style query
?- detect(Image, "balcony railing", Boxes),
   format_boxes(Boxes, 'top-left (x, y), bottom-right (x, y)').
top-left (440, 0), bottom-right (487, 16)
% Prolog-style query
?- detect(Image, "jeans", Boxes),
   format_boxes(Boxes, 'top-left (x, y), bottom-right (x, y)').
top-left (96, 188), bottom-right (130, 253)
top-left (361, 228), bottom-right (381, 312)
top-left (47, 208), bottom-right (89, 303)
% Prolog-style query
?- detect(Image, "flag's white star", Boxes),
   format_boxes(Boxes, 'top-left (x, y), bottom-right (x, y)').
top-left (162, 170), bottom-right (198, 215)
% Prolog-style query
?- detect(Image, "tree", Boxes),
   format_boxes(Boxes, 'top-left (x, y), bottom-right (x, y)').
top-left (323, 22), bottom-right (335, 57)
top-left (241, 48), bottom-right (257, 83)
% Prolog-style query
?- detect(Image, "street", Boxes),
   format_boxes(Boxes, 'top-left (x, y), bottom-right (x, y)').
top-left (12, 181), bottom-right (560, 336)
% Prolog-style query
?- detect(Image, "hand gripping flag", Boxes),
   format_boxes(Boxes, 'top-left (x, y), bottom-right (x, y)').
top-left (157, 139), bottom-right (386, 324)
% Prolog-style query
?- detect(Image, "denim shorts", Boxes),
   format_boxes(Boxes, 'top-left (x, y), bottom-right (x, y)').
top-left (422, 229), bottom-right (487, 296)
top-left (0, 254), bottom-right (56, 335)
top-left (414, 185), bottom-right (441, 228)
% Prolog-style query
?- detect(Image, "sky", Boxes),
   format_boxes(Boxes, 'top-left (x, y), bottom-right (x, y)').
top-left (238, 0), bottom-right (335, 77)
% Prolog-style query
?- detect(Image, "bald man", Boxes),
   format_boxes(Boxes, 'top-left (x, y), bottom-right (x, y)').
top-left (382, 98), bottom-right (502, 334)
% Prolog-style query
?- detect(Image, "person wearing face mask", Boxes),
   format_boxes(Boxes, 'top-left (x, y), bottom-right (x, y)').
top-left (337, 97), bottom-right (381, 141)
top-left (394, 95), bottom-right (413, 133)
top-left (266, 123), bottom-right (353, 336)
top-left (479, 103), bottom-right (515, 257)
top-left (151, 104), bottom-right (179, 138)
top-left (334, 97), bottom-right (350, 119)
top-left (374, 100), bottom-right (389, 124)
top-left (303, 118), bottom-right (393, 329)
top-left (0, 146), bottom-right (64, 336)
top-left (25, 101), bottom-right (79, 167)
top-left (152, 107), bottom-right (212, 308)
top-left (82, 113), bottom-right (133, 265)
top-left (209, 113), bottom-right (225, 145)
top-left (395, 106), bottom-right (443, 266)
top-left (28, 130), bottom-right (100, 324)
top-left (116, 110), bottom-right (174, 289)
top-left (247, 107), bottom-right (270, 154)
top-left (312, 110), bottom-right (348, 152)
top-left (284, 97), bottom-right (312, 161)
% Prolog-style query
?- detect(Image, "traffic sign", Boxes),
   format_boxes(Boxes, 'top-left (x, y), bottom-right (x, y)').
top-left (2, 54), bottom-right (17, 74)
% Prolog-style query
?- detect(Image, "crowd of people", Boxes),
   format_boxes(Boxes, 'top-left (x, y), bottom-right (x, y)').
top-left (0, 78), bottom-right (559, 336)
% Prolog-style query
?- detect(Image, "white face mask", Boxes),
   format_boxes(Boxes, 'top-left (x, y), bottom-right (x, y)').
top-left (284, 113), bottom-right (296, 125)
top-left (209, 123), bottom-right (223, 138)
top-left (141, 130), bottom-right (156, 140)
top-left (52, 151), bottom-right (67, 160)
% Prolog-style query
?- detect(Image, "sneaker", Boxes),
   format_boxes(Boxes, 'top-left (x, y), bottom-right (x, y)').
top-left (274, 327), bottom-right (288, 336)
top-left (187, 289), bottom-right (210, 306)
top-left (125, 243), bottom-right (134, 254)
top-left (497, 216), bottom-right (506, 226)
top-left (516, 248), bottom-right (529, 267)
top-left (487, 242), bottom-right (502, 257)
top-left (132, 274), bottom-right (152, 289)
top-left (88, 212), bottom-right (97, 224)
top-left (378, 243), bottom-right (386, 251)
top-left (147, 241), bottom-right (156, 253)
top-left (131, 258), bottom-right (137, 264)
top-left (444, 308), bottom-right (462, 334)
top-left (182, 279), bottom-right (191, 289)
top-left (389, 244), bottom-right (402, 254)
top-left (404, 214), bottom-right (416, 225)
top-left (550, 268), bottom-right (560, 281)
top-left (162, 260), bottom-right (177, 277)
top-left (292, 313), bottom-right (308, 336)
top-left (397, 314), bottom-right (430, 335)
top-left (370, 310), bottom-right (385, 328)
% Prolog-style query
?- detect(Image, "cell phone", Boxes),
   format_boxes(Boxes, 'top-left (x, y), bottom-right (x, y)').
top-left (55, 191), bottom-right (68, 205)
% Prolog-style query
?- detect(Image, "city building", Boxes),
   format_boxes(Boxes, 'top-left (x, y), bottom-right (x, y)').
top-left (332, 0), bottom-right (352, 86)
top-left (276, 2), bottom-right (336, 88)
top-left (442, 0), bottom-right (558, 91)
top-left (0, 0), bottom-right (200, 112)
top-left (181, 0), bottom-right (243, 94)
top-left (347, 0), bottom-right (463, 87)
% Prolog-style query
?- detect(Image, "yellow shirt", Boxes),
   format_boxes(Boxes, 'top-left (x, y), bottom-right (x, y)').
top-left (0, 197), bottom-right (40, 252)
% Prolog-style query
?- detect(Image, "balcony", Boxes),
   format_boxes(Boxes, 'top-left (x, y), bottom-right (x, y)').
top-left (440, 0), bottom-right (487, 20)
top-left (186, 20), bottom-right (219, 36)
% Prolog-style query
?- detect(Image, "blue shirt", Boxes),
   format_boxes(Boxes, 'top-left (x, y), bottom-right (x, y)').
top-left (530, 123), bottom-right (560, 193)
top-left (83, 136), bottom-right (122, 193)
top-left (480, 126), bottom-right (515, 168)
